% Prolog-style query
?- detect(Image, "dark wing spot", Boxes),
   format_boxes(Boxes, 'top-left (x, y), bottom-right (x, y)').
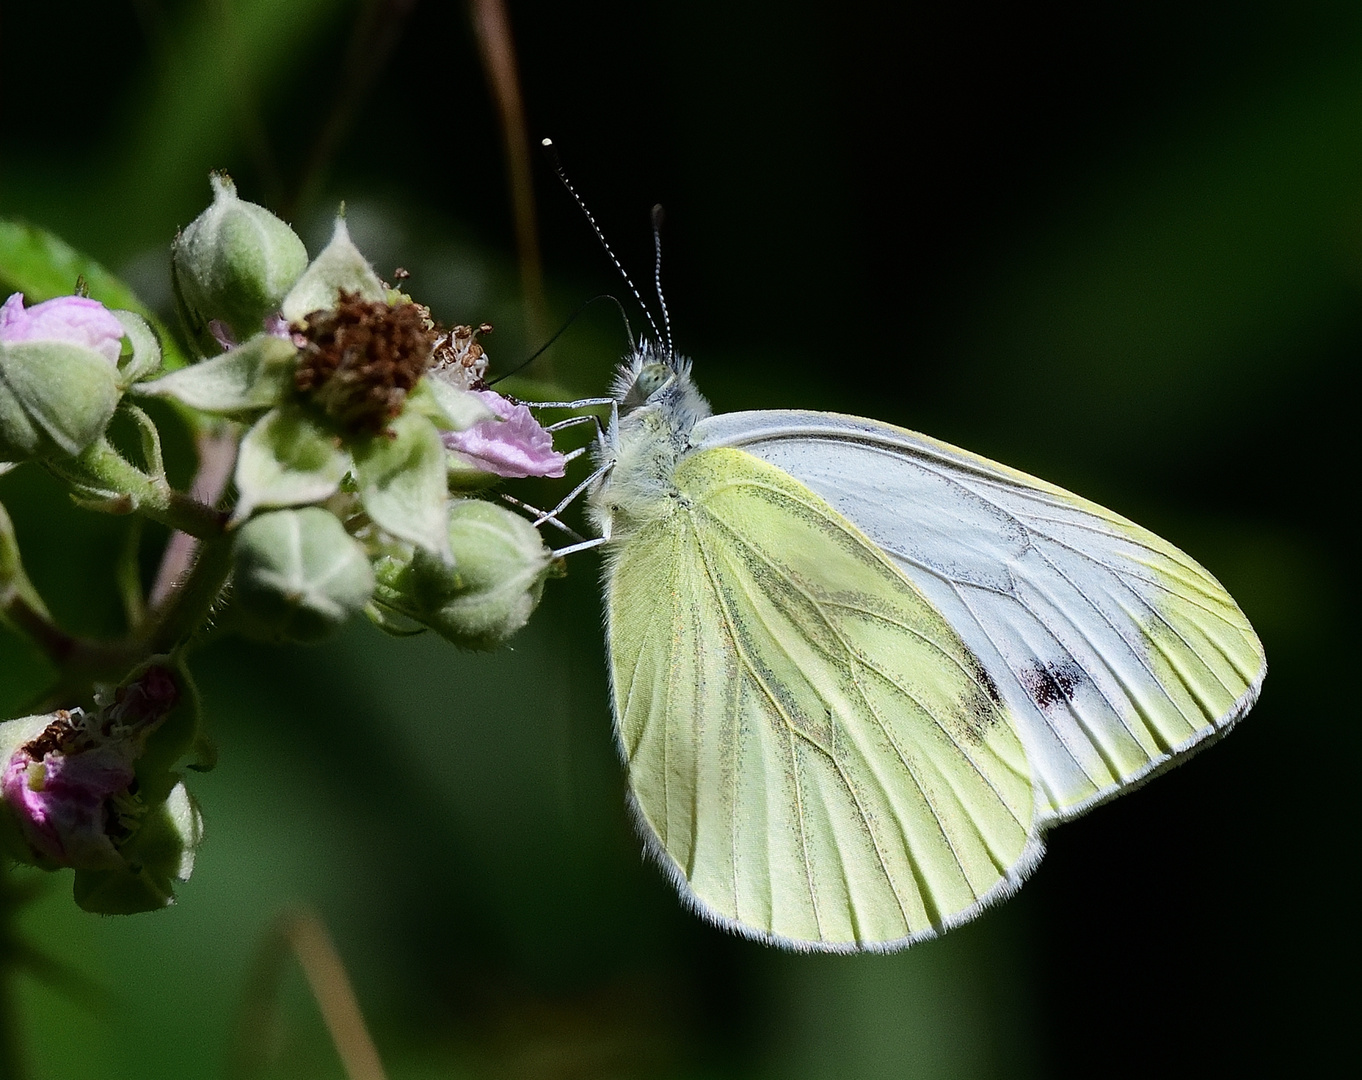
top-left (955, 654), bottom-right (1006, 745)
top-left (963, 652), bottom-right (1003, 705)
top-left (1019, 659), bottom-right (1085, 714)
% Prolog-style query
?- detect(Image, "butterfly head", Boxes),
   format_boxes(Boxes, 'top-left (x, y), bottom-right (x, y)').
top-left (610, 340), bottom-right (711, 432)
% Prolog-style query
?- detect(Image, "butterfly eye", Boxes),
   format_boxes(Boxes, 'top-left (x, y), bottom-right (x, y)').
top-left (634, 363), bottom-right (671, 399)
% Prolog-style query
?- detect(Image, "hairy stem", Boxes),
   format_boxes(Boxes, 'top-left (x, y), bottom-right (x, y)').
top-left (53, 438), bottom-right (227, 541)
top-left (146, 533), bottom-right (235, 656)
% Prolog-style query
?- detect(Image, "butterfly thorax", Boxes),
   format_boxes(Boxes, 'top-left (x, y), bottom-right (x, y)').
top-left (590, 343), bottom-right (712, 544)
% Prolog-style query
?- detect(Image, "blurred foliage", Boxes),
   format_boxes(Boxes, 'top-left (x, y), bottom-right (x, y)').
top-left (0, 1), bottom-right (1357, 1077)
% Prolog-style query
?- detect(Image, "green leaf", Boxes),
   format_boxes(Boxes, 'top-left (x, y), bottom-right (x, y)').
top-left (231, 405), bottom-right (348, 523)
top-left (352, 411), bottom-right (450, 558)
top-left (135, 333), bottom-right (297, 416)
top-left (0, 217), bottom-right (189, 371)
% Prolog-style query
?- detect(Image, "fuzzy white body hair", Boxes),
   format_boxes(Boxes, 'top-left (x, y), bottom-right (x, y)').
top-left (588, 341), bottom-right (711, 546)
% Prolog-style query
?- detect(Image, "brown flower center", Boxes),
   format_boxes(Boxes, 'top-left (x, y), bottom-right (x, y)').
top-left (294, 292), bottom-right (438, 433)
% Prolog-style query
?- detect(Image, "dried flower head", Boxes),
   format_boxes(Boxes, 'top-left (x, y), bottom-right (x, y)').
top-left (293, 292), bottom-right (438, 433)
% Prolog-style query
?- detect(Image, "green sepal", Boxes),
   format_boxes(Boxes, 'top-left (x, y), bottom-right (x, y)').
top-left (0, 339), bottom-right (121, 460)
top-left (72, 781), bottom-right (202, 914)
top-left (133, 656), bottom-right (215, 792)
top-left (407, 378), bottom-right (498, 432)
top-left (231, 506), bottom-right (376, 642)
top-left (445, 456), bottom-right (504, 491)
top-left (231, 405), bottom-right (348, 524)
top-left (112, 310), bottom-right (164, 388)
top-left (281, 217), bottom-right (386, 323)
top-left (351, 411), bottom-right (450, 559)
top-left (363, 598), bottom-right (427, 637)
top-left (135, 333), bottom-right (297, 417)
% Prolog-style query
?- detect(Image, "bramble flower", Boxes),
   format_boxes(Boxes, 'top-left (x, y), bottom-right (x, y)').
top-left (0, 663), bottom-right (204, 912)
top-left (0, 293), bottom-right (125, 363)
top-left (442, 389), bottom-right (566, 479)
top-left (2, 713), bottom-right (138, 870)
top-left (140, 211), bottom-right (564, 561)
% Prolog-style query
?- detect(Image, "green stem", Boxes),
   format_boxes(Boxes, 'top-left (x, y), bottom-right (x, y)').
top-left (51, 438), bottom-right (227, 540)
top-left (0, 501), bottom-right (76, 664)
top-left (146, 533), bottom-right (235, 655)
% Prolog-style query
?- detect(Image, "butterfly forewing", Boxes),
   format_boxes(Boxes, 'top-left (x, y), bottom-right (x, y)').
top-left (606, 447), bottom-right (1039, 950)
top-left (691, 411), bottom-right (1265, 823)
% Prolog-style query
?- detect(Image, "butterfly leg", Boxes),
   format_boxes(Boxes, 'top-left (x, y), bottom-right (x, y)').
top-left (499, 493), bottom-right (589, 544)
top-left (521, 397), bottom-right (619, 555)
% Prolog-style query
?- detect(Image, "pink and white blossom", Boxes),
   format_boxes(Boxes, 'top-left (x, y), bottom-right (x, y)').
top-left (442, 390), bottom-right (566, 479)
top-left (0, 292), bottom-right (125, 364)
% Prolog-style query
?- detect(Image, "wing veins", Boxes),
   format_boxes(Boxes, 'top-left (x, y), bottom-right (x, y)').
top-left (945, 579), bottom-right (1100, 797)
top-left (699, 491), bottom-right (1014, 922)
top-left (695, 499), bottom-right (958, 939)
top-left (687, 511), bottom-right (828, 936)
top-left (701, 505), bottom-right (1017, 805)
top-left (1022, 547), bottom-right (1192, 752)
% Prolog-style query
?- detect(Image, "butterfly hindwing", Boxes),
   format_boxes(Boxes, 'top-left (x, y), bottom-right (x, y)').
top-left (605, 446), bottom-right (1040, 950)
top-left (691, 411), bottom-right (1266, 823)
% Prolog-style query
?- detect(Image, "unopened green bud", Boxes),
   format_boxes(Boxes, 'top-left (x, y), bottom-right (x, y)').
top-left (232, 507), bottom-right (376, 642)
top-left (173, 174), bottom-right (308, 342)
top-left (0, 293), bottom-right (125, 460)
top-left (380, 500), bottom-right (554, 649)
top-left (0, 340), bottom-right (121, 460)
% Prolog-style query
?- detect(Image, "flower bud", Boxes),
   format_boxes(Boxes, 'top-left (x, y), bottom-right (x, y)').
top-left (378, 499), bottom-right (554, 649)
top-left (231, 507), bottom-right (376, 642)
top-left (173, 174), bottom-right (309, 342)
top-left (0, 292), bottom-right (123, 460)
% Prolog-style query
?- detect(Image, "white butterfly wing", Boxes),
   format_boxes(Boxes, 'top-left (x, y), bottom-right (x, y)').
top-left (690, 410), bottom-right (1265, 823)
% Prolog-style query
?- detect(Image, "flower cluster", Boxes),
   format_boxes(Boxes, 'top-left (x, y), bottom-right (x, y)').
top-left (139, 175), bottom-right (567, 645)
top-left (0, 175), bottom-right (580, 915)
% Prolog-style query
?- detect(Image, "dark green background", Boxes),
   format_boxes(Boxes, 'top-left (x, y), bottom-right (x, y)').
top-left (0, 2), bottom-right (1354, 1076)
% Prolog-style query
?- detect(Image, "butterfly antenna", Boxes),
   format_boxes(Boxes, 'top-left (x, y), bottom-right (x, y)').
top-left (651, 204), bottom-right (674, 361)
top-left (541, 138), bottom-right (663, 347)
top-left (488, 294), bottom-right (636, 385)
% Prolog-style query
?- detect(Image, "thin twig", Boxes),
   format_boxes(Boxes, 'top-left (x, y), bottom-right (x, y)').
top-left (230, 909), bottom-right (388, 1080)
top-left (150, 427), bottom-right (238, 609)
top-left (470, 0), bottom-right (548, 354)
top-left (286, 0), bottom-right (419, 218)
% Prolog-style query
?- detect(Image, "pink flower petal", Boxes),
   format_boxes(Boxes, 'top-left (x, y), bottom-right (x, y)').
top-left (442, 390), bottom-right (566, 479)
top-left (0, 292), bottom-right (125, 364)
top-left (2, 735), bottom-right (133, 870)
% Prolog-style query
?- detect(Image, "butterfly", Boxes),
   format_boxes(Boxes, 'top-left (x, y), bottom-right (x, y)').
top-left (545, 338), bottom-right (1264, 954)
